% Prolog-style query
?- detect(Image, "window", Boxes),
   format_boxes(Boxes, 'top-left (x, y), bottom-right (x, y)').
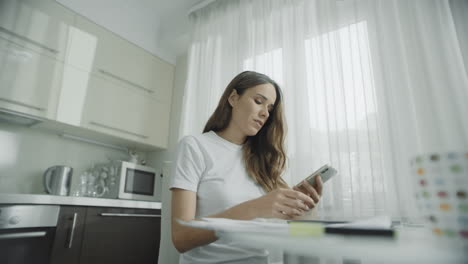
top-left (304, 21), bottom-right (387, 218)
top-left (243, 48), bottom-right (284, 86)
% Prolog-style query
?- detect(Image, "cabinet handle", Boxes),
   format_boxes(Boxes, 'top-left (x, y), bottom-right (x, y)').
top-left (0, 108), bottom-right (45, 122)
top-left (99, 213), bottom-right (161, 218)
top-left (0, 97), bottom-right (46, 111)
top-left (89, 121), bottom-right (148, 139)
top-left (0, 231), bottom-right (46, 240)
top-left (0, 26), bottom-right (59, 54)
top-left (67, 213), bottom-right (78, 249)
top-left (98, 69), bottom-right (155, 94)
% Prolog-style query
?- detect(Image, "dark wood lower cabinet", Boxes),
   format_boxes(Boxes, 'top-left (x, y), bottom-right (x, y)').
top-left (50, 206), bottom-right (87, 264)
top-left (80, 207), bottom-right (161, 264)
top-left (51, 206), bottom-right (161, 264)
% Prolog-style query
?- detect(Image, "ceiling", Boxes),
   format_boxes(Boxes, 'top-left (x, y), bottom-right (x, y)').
top-left (56, 0), bottom-right (208, 64)
top-left (144, 0), bottom-right (207, 59)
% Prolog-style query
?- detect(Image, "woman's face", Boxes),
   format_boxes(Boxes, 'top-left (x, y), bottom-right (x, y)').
top-left (228, 83), bottom-right (277, 137)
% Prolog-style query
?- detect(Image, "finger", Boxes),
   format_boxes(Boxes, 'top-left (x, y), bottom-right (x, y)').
top-left (314, 175), bottom-right (323, 196)
top-left (273, 211), bottom-right (289, 219)
top-left (273, 210), bottom-right (295, 220)
top-left (276, 204), bottom-right (304, 217)
top-left (293, 184), bottom-right (307, 195)
top-left (285, 190), bottom-right (315, 208)
top-left (282, 189), bottom-right (315, 208)
top-left (301, 180), bottom-right (321, 203)
top-left (278, 210), bottom-right (299, 219)
top-left (282, 196), bottom-right (312, 211)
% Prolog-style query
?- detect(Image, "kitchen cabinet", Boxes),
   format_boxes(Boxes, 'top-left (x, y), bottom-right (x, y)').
top-left (80, 207), bottom-right (161, 264)
top-left (66, 15), bottom-right (174, 149)
top-left (81, 74), bottom-right (170, 148)
top-left (0, 0), bottom-right (75, 61)
top-left (50, 206), bottom-right (87, 264)
top-left (50, 206), bottom-right (161, 264)
top-left (1, 0), bottom-right (175, 150)
top-left (0, 0), bottom-right (74, 119)
top-left (0, 36), bottom-right (64, 119)
top-left (72, 16), bottom-right (174, 103)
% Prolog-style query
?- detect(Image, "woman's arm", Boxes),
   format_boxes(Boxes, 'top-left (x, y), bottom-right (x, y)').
top-left (171, 187), bottom-right (316, 253)
top-left (171, 189), bottom-right (217, 253)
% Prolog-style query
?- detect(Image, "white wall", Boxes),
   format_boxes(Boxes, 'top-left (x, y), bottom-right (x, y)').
top-left (148, 52), bottom-right (188, 264)
top-left (0, 123), bottom-right (143, 195)
top-left (147, 53), bottom-right (187, 169)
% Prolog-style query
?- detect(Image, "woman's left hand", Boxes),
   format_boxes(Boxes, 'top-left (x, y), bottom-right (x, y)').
top-left (293, 175), bottom-right (323, 204)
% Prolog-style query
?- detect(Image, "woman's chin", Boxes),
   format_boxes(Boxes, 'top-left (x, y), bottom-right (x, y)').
top-left (246, 127), bottom-right (261, 136)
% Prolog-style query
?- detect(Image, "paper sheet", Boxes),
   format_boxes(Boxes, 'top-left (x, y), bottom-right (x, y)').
top-left (178, 217), bottom-right (290, 235)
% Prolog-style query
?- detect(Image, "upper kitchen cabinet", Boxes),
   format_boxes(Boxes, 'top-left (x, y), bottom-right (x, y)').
top-left (80, 74), bottom-right (171, 149)
top-left (71, 16), bottom-right (174, 103)
top-left (58, 15), bottom-right (175, 149)
top-left (0, 30), bottom-right (65, 119)
top-left (0, 0), bottom-right (75, 61)
top-left (0, 0), bottom-right (74, 119)
top-left (0, 0), bottom-right (175, 149)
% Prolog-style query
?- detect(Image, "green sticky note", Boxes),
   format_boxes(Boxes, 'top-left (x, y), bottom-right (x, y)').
top-left (289, 222), bottom-right (325, 236)
top-left (451, 164), bottom-right (462, 173)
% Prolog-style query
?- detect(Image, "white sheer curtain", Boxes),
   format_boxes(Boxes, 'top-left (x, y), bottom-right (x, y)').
top-left (179, 0), bottom-right (468, 221)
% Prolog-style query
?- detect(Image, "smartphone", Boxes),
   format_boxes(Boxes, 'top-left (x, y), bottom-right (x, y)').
top-left (302, 164), bottom-right (337, 186)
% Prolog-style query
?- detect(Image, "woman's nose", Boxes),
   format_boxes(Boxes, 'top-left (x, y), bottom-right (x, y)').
top-left (260, 107), bottom-right (269, 119)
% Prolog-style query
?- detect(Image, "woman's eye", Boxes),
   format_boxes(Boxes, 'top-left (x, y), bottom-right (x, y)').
top-left (254, 99), bottom-right (262, 104)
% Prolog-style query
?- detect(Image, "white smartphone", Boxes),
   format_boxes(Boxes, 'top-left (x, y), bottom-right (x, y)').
top-left (300, 164), bottom-right (337, 186)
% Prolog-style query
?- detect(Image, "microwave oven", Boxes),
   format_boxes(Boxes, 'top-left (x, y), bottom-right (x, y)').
top-left (99, 161), bottom-right (159, 201)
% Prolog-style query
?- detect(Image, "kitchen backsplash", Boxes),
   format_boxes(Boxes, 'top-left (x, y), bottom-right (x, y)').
top-left (0, 122), bottom-right (147, 194)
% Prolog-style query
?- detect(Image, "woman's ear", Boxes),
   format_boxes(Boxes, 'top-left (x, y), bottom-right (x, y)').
top-left (228, 90), bottom-right (239, 107)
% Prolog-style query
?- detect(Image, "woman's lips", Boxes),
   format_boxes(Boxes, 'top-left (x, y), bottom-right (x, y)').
top-left (254, 120), bottom-right (263, 128)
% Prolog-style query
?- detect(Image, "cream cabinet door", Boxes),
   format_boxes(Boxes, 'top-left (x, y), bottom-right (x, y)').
top-left (0, 37), bottom-right (64, 119)
top-left (81, 75), bottom-right (170, 149)
top-left (72, 16), bottom-right (174, 103)
top-left (0, 0), bottom-right (75, 61)
top-left (0, 0), bottom-right (74, 118)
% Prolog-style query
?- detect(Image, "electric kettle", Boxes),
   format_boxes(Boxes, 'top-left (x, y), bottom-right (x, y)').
top-left (43, 166), bottom-right (73, 196)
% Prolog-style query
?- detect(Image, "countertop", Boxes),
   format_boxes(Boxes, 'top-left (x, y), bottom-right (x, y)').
top-left (0, 193), bottom-right (161, 210)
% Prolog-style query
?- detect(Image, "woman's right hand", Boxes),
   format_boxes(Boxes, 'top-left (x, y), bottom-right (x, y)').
top-left (248, 188), bottom-right (316, 219)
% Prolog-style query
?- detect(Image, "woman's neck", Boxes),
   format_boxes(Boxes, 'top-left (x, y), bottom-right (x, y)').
top-left (216, 127), bottom-right (245, 145)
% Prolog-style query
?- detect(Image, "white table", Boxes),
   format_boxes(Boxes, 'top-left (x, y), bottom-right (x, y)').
top-left (216, 226), bottom-right (467, 264)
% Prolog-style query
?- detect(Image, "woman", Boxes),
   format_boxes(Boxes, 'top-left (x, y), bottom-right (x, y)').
top-left (170, 71), bottom-right (323, 264)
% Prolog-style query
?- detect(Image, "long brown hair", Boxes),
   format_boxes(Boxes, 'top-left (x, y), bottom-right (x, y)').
top-left (203, 71), bottom-right (288, 192)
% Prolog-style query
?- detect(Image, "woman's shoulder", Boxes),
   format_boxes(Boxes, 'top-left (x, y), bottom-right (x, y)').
top-left (177, 131), bottom-right (214, 149)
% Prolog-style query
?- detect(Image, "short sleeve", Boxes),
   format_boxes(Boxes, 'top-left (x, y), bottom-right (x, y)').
top-left (169, 136), bottom-right (205, 192)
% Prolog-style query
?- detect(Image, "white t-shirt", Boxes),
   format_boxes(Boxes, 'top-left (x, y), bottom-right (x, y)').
top-left (170, 131), bottom-right (268, 264)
